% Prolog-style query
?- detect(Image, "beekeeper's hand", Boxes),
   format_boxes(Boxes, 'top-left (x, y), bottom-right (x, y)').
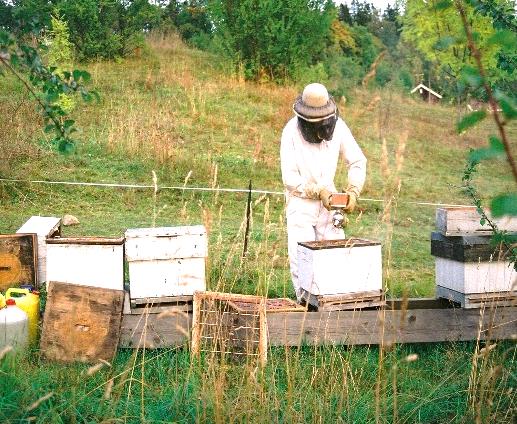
top-left (344, 191), bottom-right (357, 213)
top-left (319, 188), bottom-right (333, 211)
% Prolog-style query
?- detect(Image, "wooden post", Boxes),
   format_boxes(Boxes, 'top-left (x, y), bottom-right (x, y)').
top-left (190, 292), bottom-right (202, 356)
top-left (243, 180), bottom-right (252, 258)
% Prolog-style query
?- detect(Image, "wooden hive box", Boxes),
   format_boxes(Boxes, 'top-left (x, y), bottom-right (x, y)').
top-left (16, 216), bottom-right (61, 286)
top-left (46, 237), bottom-right (125, 290)
top-left (436, 207), bottom-right (517, 236)
top-left (298, 238), bottom-right (382, 297)
top-left (431, 232), bottom-right (516, 308)
top-left (0, 234), bottom-right (37, 291)
top-left (125, 225), bottom-right (207, 299)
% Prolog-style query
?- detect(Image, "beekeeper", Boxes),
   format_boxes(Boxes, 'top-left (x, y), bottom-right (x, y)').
top-left (280, 83), bottom-right (367, 301)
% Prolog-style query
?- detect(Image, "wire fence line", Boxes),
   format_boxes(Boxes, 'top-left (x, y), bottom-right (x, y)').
top-left (0, 177), bottom-right (470, 208)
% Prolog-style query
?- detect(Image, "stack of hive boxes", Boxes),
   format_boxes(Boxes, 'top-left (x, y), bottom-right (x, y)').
top-left (432, 207), bottom-right (517, 308)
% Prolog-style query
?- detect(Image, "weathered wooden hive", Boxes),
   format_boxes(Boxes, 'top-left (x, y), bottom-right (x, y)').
top-left (125, 225), bottom-right (207, 300)
top-left (46, 237), bottom-right (125, 290)
top-left (0, 234), bottom-right (38, 291)
top-left (433, 207), bottom-right (517, 308)
top-left (297, 238), bottom-right (383, 310)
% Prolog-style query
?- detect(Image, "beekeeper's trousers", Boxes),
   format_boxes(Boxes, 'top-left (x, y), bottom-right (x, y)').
top-left (286, 197), bottom-right (344, 301)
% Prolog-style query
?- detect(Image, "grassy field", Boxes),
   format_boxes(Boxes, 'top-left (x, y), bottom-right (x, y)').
top-left (0, 34), bottom-right (516, 423)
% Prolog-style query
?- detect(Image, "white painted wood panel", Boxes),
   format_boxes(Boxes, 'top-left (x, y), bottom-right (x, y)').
top-left (125, 234), bottom-right (207, 261)
top-left (435, 257), bottom-right (516, 293)
top-left (17, 216), bottom-right (61, 285)
top-left (128, 258), bottom-right (206, 298)
top-left (46, 243), bottom-right (124, 290)
top-left (298, 243), bottom-right (382, 296)
top-left (436, 207), bottom-right (517, 236)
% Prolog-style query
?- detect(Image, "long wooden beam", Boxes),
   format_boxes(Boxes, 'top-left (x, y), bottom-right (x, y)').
top-left (119, 299), bottom-right (517, 349)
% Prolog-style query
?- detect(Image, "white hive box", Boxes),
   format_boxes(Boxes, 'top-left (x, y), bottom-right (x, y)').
top-left (436, 207), bottom-right (517, 236)
top-left (125, 225), bottom-right (207, 299)
top-left (46, 237), bottom-right (125, 290)
top-left (432, 232), bottom-right (516, 294)
top-left (17, 216), bottom-right (61, 286)
top-left (298, 238), bottom-right (382, 296)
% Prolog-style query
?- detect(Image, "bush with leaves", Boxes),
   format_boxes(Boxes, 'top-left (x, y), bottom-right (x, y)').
top-left (0, 27), bottom-right (97, 153)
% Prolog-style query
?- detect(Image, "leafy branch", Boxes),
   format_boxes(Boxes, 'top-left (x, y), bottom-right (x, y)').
top-left (447, 0), bottom-right (517, 269)
top-left (0, 29), bottom-right (98, 153)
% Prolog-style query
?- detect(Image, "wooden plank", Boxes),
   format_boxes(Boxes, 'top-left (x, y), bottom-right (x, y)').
top-left (436, 207), bottom-right (517, 236)
top-left (118, 301), bottom-right (517, 348)
top-left (41, 282), bottom-right (124, 362)
top-left (0, 234), bottom-right (37, 290)
top-left (266, 306), bottom-right (517, 346)
top-left (131, 295), bottom-right (193, 305)
top-left (120, 308), bottom-right (192, 349)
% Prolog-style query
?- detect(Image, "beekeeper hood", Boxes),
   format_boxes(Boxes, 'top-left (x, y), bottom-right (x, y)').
top-left (293, 83), bottom-right (338, 144)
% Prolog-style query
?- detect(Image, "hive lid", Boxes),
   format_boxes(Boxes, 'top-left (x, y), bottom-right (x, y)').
top-left (125, 225), bottom-right (206, 239)
top-left (46, 237), bottom-right (125, 246)
top-left (298, 238), bottom-right (381, 250)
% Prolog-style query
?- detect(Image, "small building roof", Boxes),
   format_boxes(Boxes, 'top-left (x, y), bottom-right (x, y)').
top-left (410, 83), bottom-right (443, 99)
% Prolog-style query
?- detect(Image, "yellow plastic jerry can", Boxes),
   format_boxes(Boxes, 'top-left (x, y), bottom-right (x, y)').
top-left (5, 287), bottom-right (40, 345)
top-left (0, 293), bottom-right (5, 309)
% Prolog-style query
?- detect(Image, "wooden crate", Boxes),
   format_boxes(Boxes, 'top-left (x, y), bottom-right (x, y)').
top-left (40, 282), bottom-right (124, 362)
top-left (436, 286), bottom-right (516, 309)
top-left (432, 232), bottom-right (515, 294)
top-left (436, 207), bottom-right (517, 236)
top-left (301, 289), bottom-right (385, 311)
top-left (46, 237), bottom-right (124, 290)
top-left (17, 216), bottom-right (61, 286)
top-left (298, 238), bottom-right (382, 296)
top-left (191, 292), bottom-right (303, 365)
top-left (125, 226), bottom-right (207, 299)
top-left (0, 234), bottom-right (37, 291)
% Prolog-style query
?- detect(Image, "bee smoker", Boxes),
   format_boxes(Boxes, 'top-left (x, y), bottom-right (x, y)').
top-left (329, 192), bottom-right (350, 229)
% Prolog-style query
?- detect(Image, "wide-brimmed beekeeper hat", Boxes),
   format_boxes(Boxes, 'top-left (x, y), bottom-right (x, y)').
top-left (293, 83), bottom-right (337, 122)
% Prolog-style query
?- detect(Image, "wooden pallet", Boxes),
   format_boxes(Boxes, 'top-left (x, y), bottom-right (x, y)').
top-left (436, 286), bottom-right (517, 309)
top-left (301, 289), bottom-right (385, 311)
top-left (126, 292), bottom-right (193, 315)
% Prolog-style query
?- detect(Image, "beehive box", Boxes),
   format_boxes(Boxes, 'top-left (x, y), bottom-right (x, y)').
top-left (436, 207), bottom-right (517, 236)
top-left (16, 216), bottom-right (61, 286)
top-left (298, 238), bottom-right (382, 296)
top-left (125, 225), bottom-right (207, 299)
top-left (432, 232), bottom-right (516, 294)
top-left (46, 237), bottom-right (124, 290)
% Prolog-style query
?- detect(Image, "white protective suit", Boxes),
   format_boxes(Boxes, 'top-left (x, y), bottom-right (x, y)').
top-left (280, 116), bottom-right (367, 299)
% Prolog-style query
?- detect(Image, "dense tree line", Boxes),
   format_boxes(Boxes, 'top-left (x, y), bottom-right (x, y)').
top-left (1, 0), bottom-right (515, 100)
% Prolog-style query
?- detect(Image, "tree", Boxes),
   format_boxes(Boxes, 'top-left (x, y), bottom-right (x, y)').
top-left (402, 0), bottom-right (504, 92)
top-left (208, 0), bottom-right (335, 81)
top-left (338, 4), bottom-right (353, 25)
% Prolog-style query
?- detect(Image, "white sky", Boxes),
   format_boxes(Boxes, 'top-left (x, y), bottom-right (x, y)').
top-left (334, 0), bottom-right (400, 13)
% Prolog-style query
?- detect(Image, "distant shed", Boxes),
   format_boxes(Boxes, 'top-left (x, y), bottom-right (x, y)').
top-left (410, 83), bottom-right (442, 103)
